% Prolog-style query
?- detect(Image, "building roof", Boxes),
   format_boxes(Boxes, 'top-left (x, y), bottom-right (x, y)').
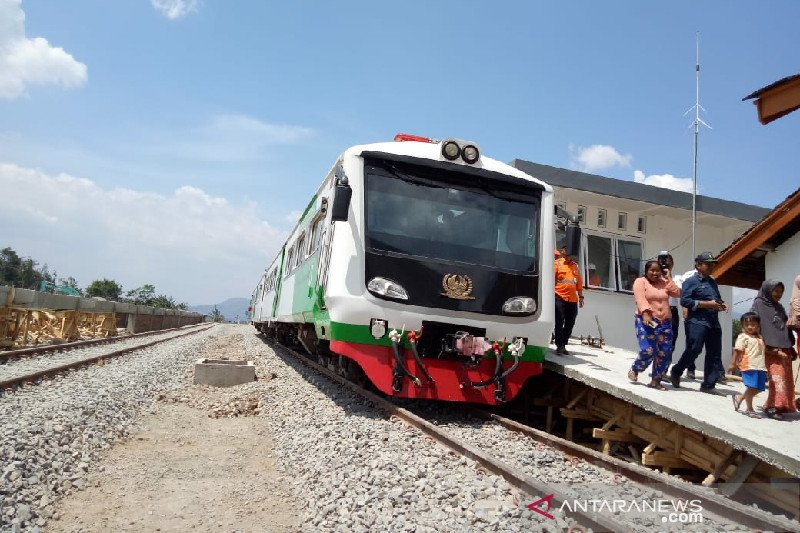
top-left (742, 73), bottom-right (800, 125)
top-left (714, 188), bottom-right (800, 289)
top-left (510, 160), bottom-right (770, 223)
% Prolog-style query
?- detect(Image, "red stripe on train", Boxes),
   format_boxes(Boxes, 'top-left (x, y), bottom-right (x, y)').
top-left (330, 340), bottom-right (541, 404)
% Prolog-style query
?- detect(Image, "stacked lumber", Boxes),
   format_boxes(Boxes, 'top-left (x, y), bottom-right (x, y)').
top-left (550, 378), bottom-right (799, 518)
top-left (0, 307), bottom-right (117, 348)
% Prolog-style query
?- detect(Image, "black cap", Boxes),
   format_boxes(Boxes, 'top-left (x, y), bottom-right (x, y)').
top-left (694, 251), bottom-right (717, 263)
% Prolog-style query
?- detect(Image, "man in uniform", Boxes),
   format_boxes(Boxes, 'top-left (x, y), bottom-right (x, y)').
top-left (554, 245), bottom-right (584, 355)
top-left (670, 252), bottom-right (728, 390)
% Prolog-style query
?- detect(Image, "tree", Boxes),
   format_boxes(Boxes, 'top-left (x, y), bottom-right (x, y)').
top-left (85, 279), bottom-right (123, 300)
top-left (125, 284), bottom-right (157, 305)
top-left (58, 276), bottom-right (83, 295)
top-left (0, 247), bottom-right (22, 286)
top-left (1, 248), bottom-right (61, 290)
top-left (210, 306), bottom-right (225, 323)
top-left (151, 294), bottom-right (177, 309)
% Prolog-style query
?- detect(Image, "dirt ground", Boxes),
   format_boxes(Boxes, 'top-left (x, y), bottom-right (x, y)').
top-left (47, 333), bottom-right (301, 533)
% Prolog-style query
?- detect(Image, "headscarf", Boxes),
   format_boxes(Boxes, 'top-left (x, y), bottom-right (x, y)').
top-left (750, 279), bottom-right (792, 348)
top-left (788, 275), bottom-right (800, 328)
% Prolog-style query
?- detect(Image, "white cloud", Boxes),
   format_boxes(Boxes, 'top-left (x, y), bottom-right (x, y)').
top-left (168, 114), bottom-right (316, 162)
top-left (0, 0), bottom-right (87, 99)
top-left (151, 0), bottom-right (200, 20)
top-left (0, 163), bottom-right (287, 304)
top-left (284, 210), bottom-right (302, 223)
top-left (633, 169), bottom-right (695, 193)
top-left (570, 144), bottom-right (632, 173)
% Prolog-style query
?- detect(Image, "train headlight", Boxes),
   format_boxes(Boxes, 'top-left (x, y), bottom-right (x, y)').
top-left (502, 296), bottom-right (537, 315)
top-left (442, 140), bottom-right (460, 161)
top-left (370, 318), bottom-right (388, 339)
top-left (461, 144), bottom-right (480, 164)
top-left (367, 277), bottom-right (409, 300)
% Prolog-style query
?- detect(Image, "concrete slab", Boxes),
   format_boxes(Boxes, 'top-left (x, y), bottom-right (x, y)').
top-left (193, 359), bottom-right (256, 387)
top-left (545, 340), bottom-right (800, 477)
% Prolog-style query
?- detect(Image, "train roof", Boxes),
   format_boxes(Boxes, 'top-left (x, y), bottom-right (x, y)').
top-left (342, 139), bottom-right (554, 194)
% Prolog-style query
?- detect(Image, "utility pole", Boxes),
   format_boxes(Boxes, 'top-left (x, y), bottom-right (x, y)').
top-left (687, 33), bottom-right (711, 259)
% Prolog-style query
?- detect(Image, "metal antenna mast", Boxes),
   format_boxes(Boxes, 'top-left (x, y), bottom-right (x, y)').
top-left (686, 33), bottom-right (711, 258)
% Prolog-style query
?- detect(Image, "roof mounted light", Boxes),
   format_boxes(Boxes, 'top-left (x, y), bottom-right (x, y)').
top-left (441, 140), bottom-right (460, 160)
top-left (394, 133), bottom-right (434, 143)
top-left (461, 144), bottom-right (480, 164)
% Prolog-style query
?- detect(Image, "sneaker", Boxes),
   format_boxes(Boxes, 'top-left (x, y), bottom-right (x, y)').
top-left (686, 370), bottom-right (696, 380)
top-left (555, 346), bottom-right (565, 355)
top-left (669, 372), bottom-right (680, 388)
top-left (561, 347), bottom-right (571, 356)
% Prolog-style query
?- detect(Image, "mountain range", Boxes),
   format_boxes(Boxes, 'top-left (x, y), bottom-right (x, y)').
top-left (190, 297), bottom-right (249, 323)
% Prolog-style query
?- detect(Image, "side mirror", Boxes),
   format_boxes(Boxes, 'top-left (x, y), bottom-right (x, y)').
top-left (331, 177), bottom-right (352, 222)
top-left (564, 224), bottom-right (581, 257)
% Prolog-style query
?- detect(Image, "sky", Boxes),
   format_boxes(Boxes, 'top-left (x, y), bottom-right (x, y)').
top-left (1, 0), bottom-right (798, 306)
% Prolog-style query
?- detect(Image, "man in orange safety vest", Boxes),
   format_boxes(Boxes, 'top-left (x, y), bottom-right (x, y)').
top-left (554, 245), bottom-right (584, 355)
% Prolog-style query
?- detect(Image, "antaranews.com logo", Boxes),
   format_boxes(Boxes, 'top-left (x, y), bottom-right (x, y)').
top-left (528, 494), bottom-right (704, 524)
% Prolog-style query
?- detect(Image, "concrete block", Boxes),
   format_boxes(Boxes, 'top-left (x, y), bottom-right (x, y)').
top-left (0, 286), bottom-right (12, 306)
top-left (114, 302), bottom-right (137, 313)
top-left (10, 288), bottom-right (35, 306)
top-left (35, 293), bottom-right (79, 311)
top-left (193, 359), bottom-right (256, 387)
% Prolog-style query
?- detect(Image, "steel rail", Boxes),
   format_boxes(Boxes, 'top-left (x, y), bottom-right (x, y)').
top-left (469, 408), bottom-right (799, 533)
top-left (0, 323), bottom-right (209, 361)
top-left (270, 339), bottom-right (799, 533)
top-left (270, 342), bottom-right (634, 533)
top-left (0, 325), bottom-right (214, 390)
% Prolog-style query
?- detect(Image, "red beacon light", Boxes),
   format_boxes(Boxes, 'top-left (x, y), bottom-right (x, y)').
top-left (394, 133), bottom-right (435, 143)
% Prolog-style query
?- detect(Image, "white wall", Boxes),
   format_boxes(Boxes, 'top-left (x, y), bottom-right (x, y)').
top-left (766, 231), bottom-right (800, 305)
top-left (575, 284), bottom-right (734, 368)
top-left (555, 188), bottom-right (746, 370)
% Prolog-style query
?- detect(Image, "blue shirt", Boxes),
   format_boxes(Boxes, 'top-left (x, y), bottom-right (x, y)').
top-left (680, 271), bottom-right (723, 328)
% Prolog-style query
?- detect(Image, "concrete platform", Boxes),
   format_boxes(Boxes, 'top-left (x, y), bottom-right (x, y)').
top-left (545, 340), bottom-right (800, 477)
top-left (193, 359), bottom-right (256, 387)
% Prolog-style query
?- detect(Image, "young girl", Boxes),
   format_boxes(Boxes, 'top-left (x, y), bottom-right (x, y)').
top-left (628, 260), bottom-right (680, 389)
top-left (730, 312), bottom-right (767, 417)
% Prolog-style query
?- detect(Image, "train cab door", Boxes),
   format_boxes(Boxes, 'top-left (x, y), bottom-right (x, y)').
top-left (315, 219), bottom-right (334, 310)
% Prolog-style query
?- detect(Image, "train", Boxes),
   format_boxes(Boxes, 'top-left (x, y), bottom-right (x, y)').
top-left (250, 134), bottom-right (580, 405)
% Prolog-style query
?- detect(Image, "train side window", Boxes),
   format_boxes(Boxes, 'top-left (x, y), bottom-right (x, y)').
top-left (309, 217), bottom-right (324, 253)
top-left (285, 247), bottom-right (295, 276)
top-left (294, 233), bottom-right (306, 267)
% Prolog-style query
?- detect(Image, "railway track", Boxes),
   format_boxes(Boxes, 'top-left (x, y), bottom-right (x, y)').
top-left (271, 338), bottom-right (798, 533)
top-left (0, 324), bottom-right (214, 390)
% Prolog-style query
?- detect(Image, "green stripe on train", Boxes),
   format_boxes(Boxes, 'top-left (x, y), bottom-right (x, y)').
top-left (329, 321), bottom-right (546, 362)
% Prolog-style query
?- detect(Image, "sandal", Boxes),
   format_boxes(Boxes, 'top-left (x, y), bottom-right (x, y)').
top-left (742, 411), bottom-right (762, 419)
top-left (731, 394), bottom-right (743, 412)
top-left (647, 381), bottom-right (667, 391)
top-left (627, 370), bottom-right (638, 382)
top-left (764, 408), bottom-right (784, 421)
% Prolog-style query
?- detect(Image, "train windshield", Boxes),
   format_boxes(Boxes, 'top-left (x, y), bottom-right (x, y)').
top-left (365, 159), bottom-right (541, 272)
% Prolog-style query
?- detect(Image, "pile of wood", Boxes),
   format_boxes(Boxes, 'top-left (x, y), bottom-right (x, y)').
top-left (0, 307), bottom-right (117, 348)
top-left (543, 378), bottom-right (799, 518)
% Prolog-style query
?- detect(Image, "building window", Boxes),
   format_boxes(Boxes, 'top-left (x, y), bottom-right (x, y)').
top-left (637, 216), bottom-right (647, 233)
top-left (583, 233), bottom-right (643, 292)
top-left (618, 212), bottom-right (627, 230)
top-left (617, 239), bottom-right (643, 291)
top-left (597, 208), bottom-right (607, 228)
top-left (577, 205), bottom-right (586, 224)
